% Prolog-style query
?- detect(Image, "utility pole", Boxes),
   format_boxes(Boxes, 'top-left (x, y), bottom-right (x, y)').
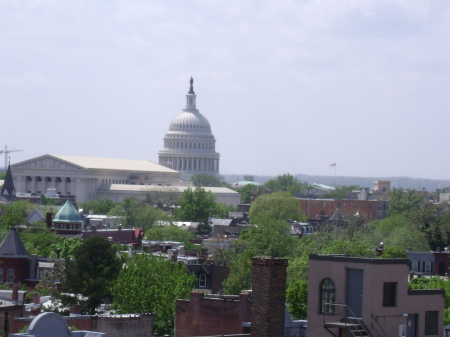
top-left (0, 146), bottom-right (23, 170)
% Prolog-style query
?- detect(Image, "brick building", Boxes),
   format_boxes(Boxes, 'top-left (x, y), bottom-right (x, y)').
top-left (297, 198), bottom-right (386, 222)
top-left (175, 257), bottom-right (292, 337)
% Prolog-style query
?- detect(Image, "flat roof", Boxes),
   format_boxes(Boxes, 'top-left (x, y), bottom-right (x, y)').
top-left (100, 184), bottom-right (239, 194)
top-left (14, 154), bottom-right (178, 173)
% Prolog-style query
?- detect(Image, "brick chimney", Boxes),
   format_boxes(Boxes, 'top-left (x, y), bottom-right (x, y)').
top-left (33, 292), bottom-right (40, 305)
top-left (70, 304), bottom-right (82, 316)
top-left (46, 212), bottom-right (53, 229)
top-left (12, 283), bottom-right (19, 303)
top-left (251, 257), bottom-right (288, 337)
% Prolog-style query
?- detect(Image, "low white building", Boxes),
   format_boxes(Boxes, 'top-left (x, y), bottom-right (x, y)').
top-left (11, 154), bottom-right (240, 206)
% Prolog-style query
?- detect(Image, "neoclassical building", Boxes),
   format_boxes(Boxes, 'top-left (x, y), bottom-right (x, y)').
top-left (158, 78), bottom-right (220, 180)
top-left (11, 154), bottom-right (182, 203)
top-left (9, 154), bottom-right (240, 206)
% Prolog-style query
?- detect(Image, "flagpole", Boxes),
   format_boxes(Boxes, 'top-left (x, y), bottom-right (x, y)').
top-left (334, 164), bottom-right (336, 186)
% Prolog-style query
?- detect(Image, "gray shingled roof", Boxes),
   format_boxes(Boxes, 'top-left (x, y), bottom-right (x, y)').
top-left (0, 228), bottom-right (29, 257)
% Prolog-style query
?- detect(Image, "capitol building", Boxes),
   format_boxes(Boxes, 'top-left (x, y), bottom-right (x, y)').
top-left (3, 79), bottom-right (239, 206)
top-left (158, 78), bottom-right (220, 180)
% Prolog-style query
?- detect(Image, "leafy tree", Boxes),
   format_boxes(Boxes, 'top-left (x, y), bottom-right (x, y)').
top-left (191, 173), bottom-right (224, 187)
top-left (224, 220), bottom-right (298, 294)
top-left (406, 203), bottom-right (450, 250)
top-left (57, 237), bottom-right (84, 258)
top-left (249, 191), bottom-right (307, 224)
top-left (63, 236), bottom-right (122, 314)
top-left (0, 171), bottom-right (6, 180)
top-left (0, 201), bottom-right (33, 229)
top-left (145, 225), bottom-right (194, 242)
top-left (237, 183), bottom-right (258, 204)
top-left (320, 185), bottom-right (360, 199)
top-left (223, 249), bottom-right (254, 294)
top-left (109, 198), bottom-right (169, 231)
top-left (144, 188), bottom-right (178, 210)
top-left (286, 279), bottom-right (308, 319)
top-left (20, 226), bottom-right (60, 257)
top-left (370, 214), bottom-right (429, 251)
top-left (388, 188), bottom-right (424, 216)
top-left (39, 195), bottom-right (64, 206)
top-left (260, 174), bottom-right (310, 196)
top-left (80, 198), bottom-right (117, 214)
top-left (112, 253), bottom-right (195, 335)
top-left (174, 187), bottom-right (224, 227)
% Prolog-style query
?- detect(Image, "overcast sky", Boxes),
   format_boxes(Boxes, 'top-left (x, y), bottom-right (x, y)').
top-left (1, 1), bottom-right (449, 180)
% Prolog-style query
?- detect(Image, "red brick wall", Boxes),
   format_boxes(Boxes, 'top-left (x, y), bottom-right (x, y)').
top-left (251, 257), bottom-right (287, 337)
top-left (298, 199), bottom-right (378, 222)
top-left (0, 257), bottom-right (28, 284)
top-left (175, 289), bottom-right (252, 337)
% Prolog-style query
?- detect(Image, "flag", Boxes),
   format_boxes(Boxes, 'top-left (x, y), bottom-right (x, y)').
top-left (330, 163), bottom-right (336, 167)
top-left (166, 161), bottom-right (173, 165)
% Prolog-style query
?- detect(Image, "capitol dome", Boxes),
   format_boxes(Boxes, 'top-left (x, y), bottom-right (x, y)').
top-left (158, 78), bottom-right (220, 180)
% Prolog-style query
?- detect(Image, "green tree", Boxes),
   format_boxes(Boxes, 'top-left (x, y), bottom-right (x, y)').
top-left (191, 173), bottom-right (224, 187)
top-left (224, 220), bottom-right (298, 294)
top-left (112, 253), bottom-right (195, 335)
top-left (144, 188), bottom-right (178, 210)
top-left (286, 279), bottom-right (308, 319)
top-left (20, 226), bottom-right (60, 257)
top-left (237, 184), bottom-right (258, 204)
top-left (80, 198), bottom-right (117, 214)
top-left (320, 185), bottom-right (360, 199)
top-left (174, 187), bottom-right (224, 227)
top-left (145, 225), bottom-right (194, 242)
top-left (63, 236), bottom-right (122, 314)
top-left (109, 198), bottom-right (169, 231)
top-left (249, 191), bottom-right (307, 224)
top-left (0, 201), bottom-right (33, 229)
top-left (57, 237), bottom-right (84, 258)
top-left (260, 174), bottom-right (310, 196)
top-left (406, 203), bottom-right (450, 250)
top-left (388, 188), bottom-right (424, 216)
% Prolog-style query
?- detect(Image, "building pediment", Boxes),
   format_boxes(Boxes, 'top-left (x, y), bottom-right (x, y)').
top-left (12, 155), bottom-right (83, 170)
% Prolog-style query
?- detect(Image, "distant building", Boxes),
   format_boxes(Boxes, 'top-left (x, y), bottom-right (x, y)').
top-left (52, 200), bottom-right (84, 236)
top-left (11, 154), bottom-right (181, 203)
top-left (297, 198), bottom-right (386, 222)
top-left (158, 77), bottom-right (220, 180)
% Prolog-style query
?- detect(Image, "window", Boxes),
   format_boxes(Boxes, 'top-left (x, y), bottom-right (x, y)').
top-left (199, 274), bottom-right (207, 288)
top-left (7, 269), bottom-right (14, 283)
top-left (425, 261), bottom-right (432, 274)
top-left (0, 269), bottom-right (3, 283)
top-left (320, 278), bottom-right (335, 314)
top-left (412, 260), bottom-right (419, 272)
top-left (425, 311), bottom-right (438, 335)
top-left (383, 282), bottom-right (397, 307)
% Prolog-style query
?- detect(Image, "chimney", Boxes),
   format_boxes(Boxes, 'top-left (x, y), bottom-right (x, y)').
top-left (12, 283), bottom-right (19, 303)
top-left (251, 257), bottom-right (288, 337)
top-left (33, 292), bottom-right (40, 305)
top-left (30, 307), bottom-right (41, 316)
top-left (171, 251), bottom-right (178, 263)
top-left (70, 304), bottom-right (82, 316)
top-left (46, 212), bottom-right (53, 229)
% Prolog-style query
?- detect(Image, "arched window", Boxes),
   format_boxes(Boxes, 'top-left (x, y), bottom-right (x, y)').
top-left (320, 278), bottom-right (336, 314)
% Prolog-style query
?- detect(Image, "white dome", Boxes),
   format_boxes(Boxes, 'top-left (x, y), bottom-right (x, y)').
top-left (169, 111), bottom-right (212, 133)
top-left (158, 78), bottom-right (220, 180)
